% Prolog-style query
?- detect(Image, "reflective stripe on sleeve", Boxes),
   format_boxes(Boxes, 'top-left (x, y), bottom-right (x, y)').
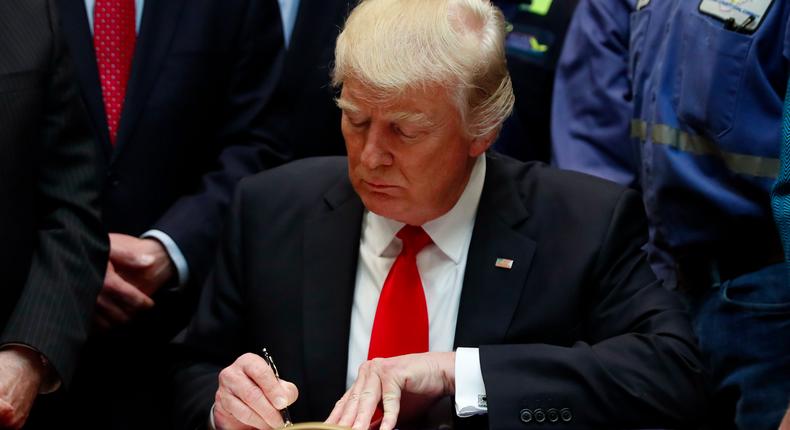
top-left (630, 119), bottom-right (780, 178)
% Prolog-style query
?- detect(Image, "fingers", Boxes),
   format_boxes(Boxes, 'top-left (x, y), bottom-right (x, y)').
top-left (95, 292), bottom-right (132, 325)
top-left (95, 263), bottom-right (155, 329)
top-left (327, 359), bottom-right (385, 430)
top-left (242, 355), bottom-right (297, 410)
top-left (327, 354), bottom-right (452, 430)
top-left (326, 390), bottom-right (350, 424)
top-left (217, 353), bottom-right (298, 429)
top-left (379, 377), bottom-right (402, 430)
top-left (109, 234), bottom-right (155, 269)
top-left (336, 362), bottom-right (368, 428)
top-left (216, 385), bottom-right (268, 429)
top-left (0, 398), bottom-right (24, 430)
top-left (104, 264), bottom-right (155, 310)
top-left (212, 400), bottom-right (260, 430)
top-left (353, 362), bottom-right (384, 430)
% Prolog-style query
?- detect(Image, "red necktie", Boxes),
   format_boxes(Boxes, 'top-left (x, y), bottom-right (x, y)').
top-left (94, 0), bottom-right (136, 144)
top-left (368, 226), bottom-right (432, 360)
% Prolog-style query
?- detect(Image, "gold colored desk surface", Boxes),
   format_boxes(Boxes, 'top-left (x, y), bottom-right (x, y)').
top-left (281, 423), bottom-right (351, 430)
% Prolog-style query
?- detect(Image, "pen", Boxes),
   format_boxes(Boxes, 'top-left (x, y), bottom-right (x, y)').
top-left (261, 348), bottom-right (293, 427)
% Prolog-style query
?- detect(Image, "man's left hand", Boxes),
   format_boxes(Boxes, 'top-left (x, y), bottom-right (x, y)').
top-left (325, 352), bottom-right (455, 430)
top-left (0, 347), bottom-right (46, 429)
top-left (108, 233), bottom-right (175, 297)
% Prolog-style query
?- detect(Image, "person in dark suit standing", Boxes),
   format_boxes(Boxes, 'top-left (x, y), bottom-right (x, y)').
top-left (0, 0), bottom-right (108, 428)
top-left (264, 0), bottom-right (353, 159)
top-left (172, 1), bottom-right (708, 429)
top-left (53, 0), bottom-right (288, 428)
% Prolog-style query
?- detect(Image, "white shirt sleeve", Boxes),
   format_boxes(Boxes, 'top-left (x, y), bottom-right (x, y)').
top-left (208, 403), bottom-right (218, 430)
top-left (454, 347), bottom-right (488, 417)
top-left (141, 229), bottom-right (189, 288)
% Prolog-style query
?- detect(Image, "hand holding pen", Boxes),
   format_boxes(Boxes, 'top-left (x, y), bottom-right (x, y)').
top-left (261, 348), bottom-right (293, 427)
top-left (213, 350), bottom-right (299, 429)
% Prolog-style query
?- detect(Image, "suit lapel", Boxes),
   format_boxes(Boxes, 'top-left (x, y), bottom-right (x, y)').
top-left (302, 177), bottom-right (364, 417)
top-left (57, 0), bottom-right (112, 159)
top-left (454, 155), bottom-right (536, 347)
top-left (113, 0), bottom-right (187, 160)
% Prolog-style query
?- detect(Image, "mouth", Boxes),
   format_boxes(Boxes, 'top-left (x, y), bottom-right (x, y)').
top-left (363, 180), bottom-right (398, 190)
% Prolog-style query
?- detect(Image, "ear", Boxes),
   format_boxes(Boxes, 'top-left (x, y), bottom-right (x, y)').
top-left (468, 129), bottom-right (497, 157)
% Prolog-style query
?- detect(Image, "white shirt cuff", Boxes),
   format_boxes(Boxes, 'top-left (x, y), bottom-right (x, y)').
top-left (141, 229), bottom-right (189, 288)
top-left (209, 403), bottom-right (218, 430)
top-left (454, 347), bottom-right (488, 417)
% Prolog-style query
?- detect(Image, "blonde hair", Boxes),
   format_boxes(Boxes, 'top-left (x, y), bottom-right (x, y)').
top-left (332, 0), bottom-right (514, 139)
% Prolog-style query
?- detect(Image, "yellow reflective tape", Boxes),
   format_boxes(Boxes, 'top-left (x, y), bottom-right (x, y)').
top-left (519, 0), bottom-right (553, 16)
top-left (630, 119), bottom-right (647, 140)
top-left (651, 124), bottom-right (718, 156)
top-left (719, 152), bottom-right (780, 179)
top-left (529, 36), bottom-right (549, 53)
top-left (630, 120), bottom-right (779, 178)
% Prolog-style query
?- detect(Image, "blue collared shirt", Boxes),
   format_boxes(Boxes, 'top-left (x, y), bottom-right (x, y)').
top-left (83, 0), bottom-right (145, 33)
top-left (277, 0), bottom-right (300, 47)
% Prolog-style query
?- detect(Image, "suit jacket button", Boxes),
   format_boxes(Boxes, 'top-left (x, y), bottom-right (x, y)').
top-left (520, 409), bottom-right (533, 423)
top-left (534, 408), bottom-right (546, 423)
top-left (547, 408), bottom-right (559, 423)
top-left (560, 408), bottom-right (573, 422)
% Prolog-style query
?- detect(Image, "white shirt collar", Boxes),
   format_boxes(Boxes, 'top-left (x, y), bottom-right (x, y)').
top-left (362, 155), bottom-right (486, 264)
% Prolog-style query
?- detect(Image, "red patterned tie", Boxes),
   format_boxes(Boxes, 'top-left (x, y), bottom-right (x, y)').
top-left (94, 0), bottom-right (136, 144)
top-left (368, 225), bottom-right (432, 360)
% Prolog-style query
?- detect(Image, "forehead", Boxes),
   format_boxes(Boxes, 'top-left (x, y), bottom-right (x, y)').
top-left (339, 79), bottom-right (459, 119)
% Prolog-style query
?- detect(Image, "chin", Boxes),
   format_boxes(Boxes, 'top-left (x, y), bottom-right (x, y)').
top-left (360, 194), bottom-right (407, 221)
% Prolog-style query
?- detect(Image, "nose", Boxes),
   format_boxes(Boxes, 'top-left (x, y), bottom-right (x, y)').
top-left (360, 122), bottom-right (394, 170)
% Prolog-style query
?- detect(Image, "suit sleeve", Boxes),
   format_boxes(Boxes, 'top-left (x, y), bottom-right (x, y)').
top-left (550, 0), bottom-right (639, 188)
top-left (152, 0), bottom-right (289, 285)
top-left (478, 189), bottom-right (707, 429)
top-left (170, 185), bottom-right (250, 430)
top-left (0, 0), bottom-right (108, 387)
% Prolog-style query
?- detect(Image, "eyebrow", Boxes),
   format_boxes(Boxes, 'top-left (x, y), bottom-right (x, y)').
top-left (335, 97), bottom-right (361, 114)
top-left (336, 97), bottom-right (436, 129)
top-left (387, 110), bottom-right (435, 128)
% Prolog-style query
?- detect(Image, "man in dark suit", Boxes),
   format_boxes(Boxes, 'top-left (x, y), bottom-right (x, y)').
top-left (173, 0), bottom-right (708, 429)
top-left (0, 0), bottom-right (108, 428)
top-left (54, 0), bottom-right (287, 428)
top-left (263, 0), bottom-right (352, 159)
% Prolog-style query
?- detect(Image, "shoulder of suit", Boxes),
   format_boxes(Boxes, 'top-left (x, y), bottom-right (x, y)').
top-left (488, 153), bottom-right (636, 212)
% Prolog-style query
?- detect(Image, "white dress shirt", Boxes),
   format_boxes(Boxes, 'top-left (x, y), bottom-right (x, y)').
top-left (347, 155), bottom-right (488, 417)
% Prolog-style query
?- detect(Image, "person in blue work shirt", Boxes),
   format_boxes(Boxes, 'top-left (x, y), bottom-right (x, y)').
top-left (551, 0), bottom-right (790, 428)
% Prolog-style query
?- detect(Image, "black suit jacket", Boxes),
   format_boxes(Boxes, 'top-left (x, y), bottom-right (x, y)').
top-left (0, 0), bottom-right (107, 386)
top-left (57, 0), bottom-right (288, 286)
top-left (173, 154), bottom-right (707, 429)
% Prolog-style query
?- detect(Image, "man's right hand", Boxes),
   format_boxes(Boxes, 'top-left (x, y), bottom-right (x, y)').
top-left (94, 261), bottom-right (155, 331)
top-left (214, 353), bottom-right (299, 430)
top-left (0, 347), bottom-right (46, 429)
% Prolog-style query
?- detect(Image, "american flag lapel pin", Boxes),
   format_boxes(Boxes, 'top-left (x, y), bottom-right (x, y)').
top-left (495, 258), bottom-right (514, 269)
